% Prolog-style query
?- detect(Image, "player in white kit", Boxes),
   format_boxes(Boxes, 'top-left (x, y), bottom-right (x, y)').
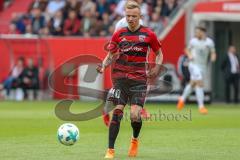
top-left (177, 26), bottom-right (216, 114)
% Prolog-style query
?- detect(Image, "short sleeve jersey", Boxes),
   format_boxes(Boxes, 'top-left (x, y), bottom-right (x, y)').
top-left (110, 25), bottom-right (161, 82)
top-left (188, 37), bottom-right (215, 68)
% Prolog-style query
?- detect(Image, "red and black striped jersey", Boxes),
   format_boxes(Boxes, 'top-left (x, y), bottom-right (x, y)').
top-left (110, 25), bottom-right (161, 82)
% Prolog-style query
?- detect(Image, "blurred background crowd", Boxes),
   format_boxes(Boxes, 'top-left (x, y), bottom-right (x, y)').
top-left (7, 0), bottom-right (185, 37)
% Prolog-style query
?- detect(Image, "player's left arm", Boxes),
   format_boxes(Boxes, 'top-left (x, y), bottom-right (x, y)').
top-left (147, 49), bottom-right (163, 78)
top-left (147, 31), bottom-right (163, 77)
top-left (154, 49), bottom-right (163, 66)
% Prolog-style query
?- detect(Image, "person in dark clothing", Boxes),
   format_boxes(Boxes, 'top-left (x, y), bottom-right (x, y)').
top-left (177, 51), bottom-right (190, 88)
top-left (31, 8), bottom-right (45, 34)
top-left (221, 45), bottom-right (240, 103)
top-left (19, 58), bottom-right (39, 99)
top-left (161, 0), bottom-right (177, 17)
top-left (48, 10), bottom-right (64, 35)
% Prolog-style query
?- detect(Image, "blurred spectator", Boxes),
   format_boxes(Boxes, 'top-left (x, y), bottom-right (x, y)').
top-left (149, 12), bottom-right (163, 35)
top-left (40, 27), bottom-right (50, 36)
top-left (80, 0), bottom-right (96, 17)
top-left (3, 0), bottom-right (13, 9)
top-left (97, 12), bottom-right (111, 36)
top-left (11, 13), bottom-right (26, 33)
top-left (82, 9), bottom-right (97, 37)
top-left (19, 58), bottom-right (39, 99)
top-left (48, 10), bottom-right (64, 35)
top-left (137, 0), bottom-right (149, 25)
top-left (24, 24), bottom-right (33, 37)
top-left (8, 22), bottom-right (20, 34)
top-left (63, 9), bottom-right (81, 36)
top-left (114, 0), bottom-right (126, 17)
top-left (108, 24), bottom-right (115, 35)
top-left (154, 0), bottom-right (164, 16)
top-left (221, 45), bottom-right (240, 103)
top-left (46, 0), bottom-right (65, 17)
top-left (28, 0), bottom-right (48, 12)
top-left (63, 0), bottom-right (81, 19)
top-left (3, 57), bottom-right (25, 96)
top-left (162, 0), bottom-right (178, 17)
top-left (107, 0), bottom-right (118, 14)
top-left (30, 8), bottom-right (45, 34)
top-left (96, 0), bottom-right (110, 18)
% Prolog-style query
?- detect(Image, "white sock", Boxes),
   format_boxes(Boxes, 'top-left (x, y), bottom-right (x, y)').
top-left (181, 84), bottom-right (192, 102)
top-left (195, 86), bottom-right (204, 108)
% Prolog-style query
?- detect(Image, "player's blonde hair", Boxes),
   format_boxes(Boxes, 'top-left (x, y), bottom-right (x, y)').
top-left (124, 0), bottom-right (140, 10)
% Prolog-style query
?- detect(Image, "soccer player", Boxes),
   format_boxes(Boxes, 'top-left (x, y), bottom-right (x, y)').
top-left (102, 0), bottom-right (147, 127)
top-left (177, 26), bottom-right (216, 114)
top-left (97, 1), bottom-right (163, 158)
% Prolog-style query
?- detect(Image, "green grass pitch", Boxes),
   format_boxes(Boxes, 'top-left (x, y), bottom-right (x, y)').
top-left (0, 101), bottom-right (240, 160)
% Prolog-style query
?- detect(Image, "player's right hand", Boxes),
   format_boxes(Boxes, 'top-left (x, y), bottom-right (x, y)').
top-left (96, 64), bottom-right (104, 73)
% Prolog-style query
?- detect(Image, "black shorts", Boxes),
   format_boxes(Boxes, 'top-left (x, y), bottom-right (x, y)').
top-left (110, 78), bottom-right (147, 107)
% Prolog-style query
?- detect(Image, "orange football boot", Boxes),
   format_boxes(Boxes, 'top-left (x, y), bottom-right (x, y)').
top-left (177, 98), bottom-right (185, 110)
top-left (104, 149), bottom-right (115, 159)
top-left (199, 107), bottom-right (208, 115)
top-left (128, 138), bottom-right (139, 157)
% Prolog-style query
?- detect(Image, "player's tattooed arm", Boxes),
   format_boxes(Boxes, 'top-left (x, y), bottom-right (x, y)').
top-left (103, 52), bottom-right (114, 68)
top-left (97, 52), bottom-right (114, 73)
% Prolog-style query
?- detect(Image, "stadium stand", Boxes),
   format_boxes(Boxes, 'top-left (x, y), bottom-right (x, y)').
top-left (3, 0), bottom-right (186, 37)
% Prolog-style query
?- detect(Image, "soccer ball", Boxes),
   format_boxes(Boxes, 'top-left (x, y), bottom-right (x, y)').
top-left (57, 123), bottom-right (79, 146)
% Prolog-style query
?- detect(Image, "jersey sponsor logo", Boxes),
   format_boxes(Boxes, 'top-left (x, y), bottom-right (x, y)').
top-left (120, 46), bottom-right (143, 52)
top-left (139, 35), bottom-right (146, 42)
